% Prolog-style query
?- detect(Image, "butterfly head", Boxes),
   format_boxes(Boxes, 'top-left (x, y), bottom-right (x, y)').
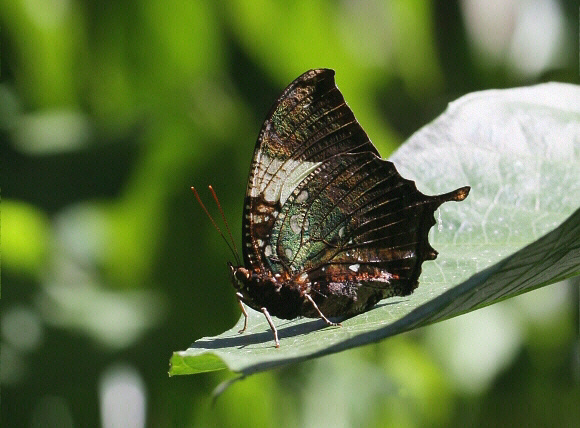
top-left (228, 262), bottom-right (251, 291)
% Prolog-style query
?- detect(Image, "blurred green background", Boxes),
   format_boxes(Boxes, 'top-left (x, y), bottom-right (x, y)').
top-left (2, 0), bottom-right (578, 426)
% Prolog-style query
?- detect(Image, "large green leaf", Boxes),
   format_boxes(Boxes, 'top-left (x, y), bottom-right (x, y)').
top-left (170, 83), bottom-right (580, 377)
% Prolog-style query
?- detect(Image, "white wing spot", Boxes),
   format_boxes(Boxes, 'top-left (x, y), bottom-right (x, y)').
top-left (290, 215), bottom-right (302, 234)
top-left (296, 190), bottom-right (309, 203)
top-left (349, 264), bottom-right (360, 272)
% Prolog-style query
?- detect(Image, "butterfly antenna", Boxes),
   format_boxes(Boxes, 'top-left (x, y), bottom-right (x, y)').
top-left (208, 185), bottom-right (241, 265)
top-left (191, 186), bottom-right (240, 265)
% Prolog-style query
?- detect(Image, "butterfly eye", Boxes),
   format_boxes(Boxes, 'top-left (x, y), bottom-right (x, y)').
top-left (235, 267), bottom-right (251, 281)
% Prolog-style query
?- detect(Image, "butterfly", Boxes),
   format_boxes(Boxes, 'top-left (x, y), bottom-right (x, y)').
top-left (206, 69), bottom-right (469, 347)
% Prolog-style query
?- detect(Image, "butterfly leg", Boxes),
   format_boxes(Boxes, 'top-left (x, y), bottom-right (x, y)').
top-left (236, 292), bottom-right (248, 334)
top-left (305, 294), bottom-right (342, 327)
top-left (260, 307), bottom-right (280, 348)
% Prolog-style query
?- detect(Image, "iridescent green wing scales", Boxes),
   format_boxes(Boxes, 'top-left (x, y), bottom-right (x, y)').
top-left (242, 69), bottom-right (376, 272)
top-left (273, 151), bottom-right (468, 295)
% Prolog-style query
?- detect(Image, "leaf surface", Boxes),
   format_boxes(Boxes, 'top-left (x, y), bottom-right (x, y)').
top-left (170, 83), bottom-right (580, 377)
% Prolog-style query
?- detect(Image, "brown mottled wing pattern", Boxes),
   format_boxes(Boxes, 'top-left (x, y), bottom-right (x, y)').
top-left (242, 69), bottom-right (469, 312)
top-left (242, 69), bottom-right (377, 271)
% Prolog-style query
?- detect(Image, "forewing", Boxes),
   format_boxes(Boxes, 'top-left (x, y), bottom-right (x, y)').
top-left (243, 69), bottom-right (378, 271)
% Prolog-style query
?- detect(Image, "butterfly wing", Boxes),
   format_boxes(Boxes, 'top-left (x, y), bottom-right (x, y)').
top-left (242, 69), bottom-right (469, 317)
top-left (242, 69), bottom-right (377, 271)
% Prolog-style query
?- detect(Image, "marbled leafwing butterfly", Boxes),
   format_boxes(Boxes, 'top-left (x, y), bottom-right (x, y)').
top-left (201, 69), bottom-right (469, 347)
